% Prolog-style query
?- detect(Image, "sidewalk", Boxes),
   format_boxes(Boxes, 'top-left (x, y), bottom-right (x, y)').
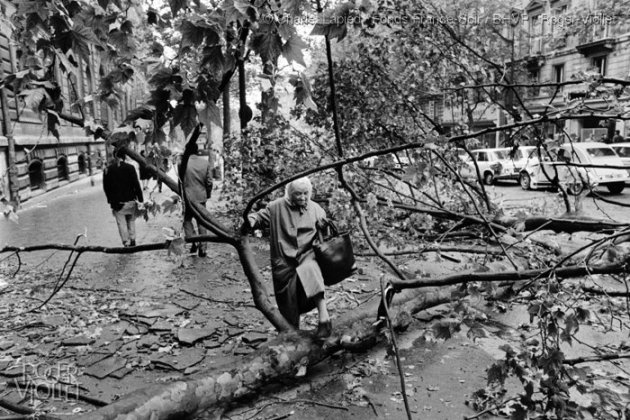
top-left (18, 172), bottom-right (104, 213)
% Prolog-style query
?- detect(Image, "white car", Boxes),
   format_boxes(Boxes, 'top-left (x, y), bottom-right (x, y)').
top-left (519, 142), bottom-right (629, 194)
top-left (510, 146), bottom-right (539, 175)
top-left (611, 142), bottom-right (630, 177)
top-left (462, 148), bottom-right (517, 185)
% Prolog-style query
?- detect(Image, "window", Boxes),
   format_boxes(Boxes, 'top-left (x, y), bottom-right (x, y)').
top-left (586, 147), bottom-right (615, 157)
top-left (592, 56), bottom-right (607, 75)
top-left (476, 152), bottom-right (488, 162)
top-left (554, 64), bottom-right (564, 83)
top-left (78, 153), bottom-right (87, 174)
top-left (57, 156), bottom-right (69, 180)
top-left (28, 160), bottom-right (45, 190)
top-left (553, 64), bottom-right (564, 92)
top-left (613, 146), bottom-right (630, 158)
top-left (529, 69), bottom-right (540, 96)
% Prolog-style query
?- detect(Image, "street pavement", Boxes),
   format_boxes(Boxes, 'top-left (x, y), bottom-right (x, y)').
top-left (488, 180), bottom-right (630, 223)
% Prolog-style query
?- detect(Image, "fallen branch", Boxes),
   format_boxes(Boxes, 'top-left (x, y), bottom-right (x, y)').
top-left (242, 397), bottom-right (347, 419)
top-left (496, 215), bottom-right (630, 234)
top-left (581, 286), bottom-right (630, 297)
top-left (388, 258), bottom-right (630, 290)
top-left (0, 235), bottom-right (230, 255)
top-left (355, 245), bottom-right (504, 257)
top-left (179, 288), bottom-right (254, 307)
top-left (563, 352), bottom-right (630, 366)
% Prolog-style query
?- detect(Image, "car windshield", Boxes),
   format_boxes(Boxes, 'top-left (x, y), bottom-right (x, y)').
top-left (514, 147), bottom-right (536, 160)
top-left (613, 146), bottom-right (630, 158)
top-left (492, 150), bottom-right (509, 160)
top-left (585, 147), bottom-right (616, 158)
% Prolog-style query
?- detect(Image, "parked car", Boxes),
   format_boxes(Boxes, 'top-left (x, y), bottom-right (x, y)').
top-left (611, 142), bottom-right (630, 177)
top-left (461, 148), bottom-right (517, 185)
top-left (519, 142), bottom-right (629, 194)
top-left (509, 146), bottom-right (539, 176)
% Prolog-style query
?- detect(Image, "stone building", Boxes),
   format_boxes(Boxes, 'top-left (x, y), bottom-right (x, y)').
top-left (0, 0), bottom-right (146, 204)
top-left (520, 0), bottom-right (630, 141)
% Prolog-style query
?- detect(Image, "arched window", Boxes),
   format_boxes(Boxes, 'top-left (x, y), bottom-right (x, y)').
top-left (78, 153), bottom-right (87, 174)
top-left (57, 156), bottom-right (69, 180)
top-left (28, 159), bottom-right (45, 190)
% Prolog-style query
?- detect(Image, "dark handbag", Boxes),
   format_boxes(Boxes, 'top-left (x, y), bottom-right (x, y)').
top-left (313, 221), bottom-right (357, 286)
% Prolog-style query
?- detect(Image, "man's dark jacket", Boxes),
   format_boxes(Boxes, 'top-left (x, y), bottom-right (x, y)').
top-left (103, 161), bottom-right (143, 211)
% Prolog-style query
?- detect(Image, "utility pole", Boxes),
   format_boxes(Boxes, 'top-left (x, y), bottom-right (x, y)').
top-left (0, 62), bottom-right (19, 205)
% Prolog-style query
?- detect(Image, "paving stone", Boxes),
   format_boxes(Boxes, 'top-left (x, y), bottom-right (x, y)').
top-left (241, 332), bottom-right (268, 346)
top-left (109, 367), bottom-right (133, 379)
top-left (76, 352), bottom-right (111, 367)
top-left (177, 328), bottom-right (217, 345)
top-left (62, 336), bottom-right (95, 346)
top-left (137, 334), bottom-right (161, 348)
top-left (150, 321), bottom-right (173, 332)
top-left (0, 340), bottom-right (15, 351)
top-left (151, 347), bottom-right (205, 371)
top-left (83, 357), bottom-right (128, 379)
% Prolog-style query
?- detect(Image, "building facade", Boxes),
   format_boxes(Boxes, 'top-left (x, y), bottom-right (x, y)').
top-left (0, 0), bottom-right (147, 204)
top-left (521, 0), bottom-right (630, 142)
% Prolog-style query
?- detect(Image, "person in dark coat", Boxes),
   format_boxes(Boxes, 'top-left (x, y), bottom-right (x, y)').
top-left (139, 150), bottom-right (151, 190)
top-left (181, 143), bottom-right (213, 257)
top-left (103, 149), bottom-right (144, 247)
top-left (248, 177), bottom-right (332, 338)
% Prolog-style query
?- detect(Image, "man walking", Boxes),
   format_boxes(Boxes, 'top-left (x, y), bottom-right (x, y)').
top-left (103, 149), bottom-right (144, 247)
top-left (181, 142), bottom-right (213, 257)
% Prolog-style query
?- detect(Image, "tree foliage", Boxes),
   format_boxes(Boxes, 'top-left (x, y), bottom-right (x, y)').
top-left (4, 0), bottom-right (630, 418)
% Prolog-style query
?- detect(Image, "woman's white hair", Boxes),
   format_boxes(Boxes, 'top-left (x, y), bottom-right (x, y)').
top-left (285, 177), bottom-right (312, 199)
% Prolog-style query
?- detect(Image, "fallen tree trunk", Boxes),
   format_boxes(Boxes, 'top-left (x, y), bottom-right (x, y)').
top-left (77, 287), bottom-right (452, 420)
top-left (497, 215), bottom-right (630, 234)
top-left (388, 257), bottom-right (630, 290)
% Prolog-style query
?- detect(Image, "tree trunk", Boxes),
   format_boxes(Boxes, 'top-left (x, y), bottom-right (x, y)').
top-left (77, 287), bottom-right (452, 420)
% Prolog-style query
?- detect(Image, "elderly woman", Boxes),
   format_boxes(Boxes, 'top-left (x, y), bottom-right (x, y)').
top-left (249, 177), bottom-right (332, 338)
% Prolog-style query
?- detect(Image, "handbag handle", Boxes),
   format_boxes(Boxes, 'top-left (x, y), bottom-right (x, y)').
top-left (316, 219), bottom-right (338, 243)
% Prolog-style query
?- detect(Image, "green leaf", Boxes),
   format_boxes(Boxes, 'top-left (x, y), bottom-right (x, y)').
top-left (170, 0), bottom-right (188, 17)
top-left (281, 33), bottom-right (307, 67)
top-left (167, 237), bottom-right (186, 256)
top-left (19, 88), bottom-right (47, 112)
top-left (576, 307), bottom-right (590, 322)
top-left (201, 45), bottom-right (225, 76)
top-left (251, 22), bottom-right (283, 64)
top-left (528, 302), bottom-right (541, 323)
top-left (291, 73), bottom-right (317, 110)
top-left (467, 325), bottom-right (489, 342)
top-left (310, 2), bottom-right (353, 41)
top-left (281, 0), bottom-right (305, 15)
top-left (510, 404), bottom-right (527, 420)
top-left (432, 318), bottom-right (461, 340)
top-left (198, 100), bottom-right (222, 128)
top-left (161, 196), bottom-right (181, 214)
top-left (487, 362), bottom-right (507, 385)
top-left (47, 110), bottom-right (60, 140)
top-left (71, 22), bottom-right (102, 61)
top-left (180, 18), bottom-right (220, 48)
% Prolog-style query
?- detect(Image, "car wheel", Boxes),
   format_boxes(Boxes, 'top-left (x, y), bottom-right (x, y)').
top-left (566, 182), bottom-right (584, 195)
top-left (483, 171), bottom-right (494, 185)
top-left (519, 172), bottom-right (531, 190)
top-left (607, 182), bottom-right (625, 194)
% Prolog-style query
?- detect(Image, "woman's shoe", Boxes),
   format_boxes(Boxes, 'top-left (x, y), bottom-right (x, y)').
top-left (316, 320), bottom-right (332, 339)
